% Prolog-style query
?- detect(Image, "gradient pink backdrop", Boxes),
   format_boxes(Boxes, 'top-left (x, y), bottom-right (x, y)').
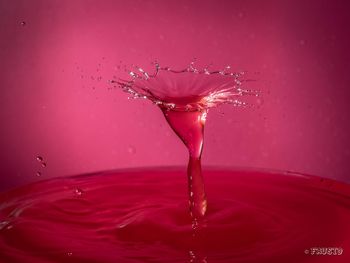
top-left (1, 0), bottom-right (350, 190)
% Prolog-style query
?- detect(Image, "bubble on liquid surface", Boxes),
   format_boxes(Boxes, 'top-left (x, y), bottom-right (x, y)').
top-left (36, 156), bottom-right (43, 162)
top-left (41, 162), bottom-right (47, 168)
top-left (36, 171), bottom-right (41, 177)
top-left (74, 188), bottom-right (84, 196)
top-left (20, 21), bottom-right (26, 26)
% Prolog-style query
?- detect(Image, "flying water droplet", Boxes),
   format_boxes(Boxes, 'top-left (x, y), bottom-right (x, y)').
top-left (127, 146), bottom-right (136, 154)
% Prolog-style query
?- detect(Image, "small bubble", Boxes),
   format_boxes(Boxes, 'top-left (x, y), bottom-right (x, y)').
top-left (20, 21), bottom-right (26, 26)
top-left (41, 162), bottom-right (47, 168)
top-left (36, 172), bottom-right (41, 177)
top-left (36, 156), bottom-right (43, 162)
top-left (67, 252), bottom-right (73, 257)
top-left (74, 188), bottom-right (84, 196)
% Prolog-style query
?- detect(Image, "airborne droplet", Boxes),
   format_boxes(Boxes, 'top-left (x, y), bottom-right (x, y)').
top-left (127, 146), bottom-right (136, 154)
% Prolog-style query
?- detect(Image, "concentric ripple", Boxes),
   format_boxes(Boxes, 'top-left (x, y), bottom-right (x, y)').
top-left (0, 167), bottom-right (349, 263)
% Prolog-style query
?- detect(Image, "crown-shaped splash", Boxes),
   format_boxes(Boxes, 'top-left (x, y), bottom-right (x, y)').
top-left (113, 62), bottom-right (259, 111)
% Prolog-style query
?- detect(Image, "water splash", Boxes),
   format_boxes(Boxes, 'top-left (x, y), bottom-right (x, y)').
top-left (112, 61), bottom-right (259, 111)
top-left (112, 61), bottom-right (259, 223)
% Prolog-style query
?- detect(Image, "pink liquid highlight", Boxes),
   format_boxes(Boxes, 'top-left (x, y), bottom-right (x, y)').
top-left (0, 168), bottom-right (349, 263)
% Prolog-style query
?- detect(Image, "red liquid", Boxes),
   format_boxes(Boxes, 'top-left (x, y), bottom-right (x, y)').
top-left (162, 108), bottom-right (207, 220)
top-left (0, 167), bottom-right (349, 263)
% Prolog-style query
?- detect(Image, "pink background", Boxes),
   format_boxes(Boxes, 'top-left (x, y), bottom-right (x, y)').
top-left (1, 0), bottom-right (350, 190)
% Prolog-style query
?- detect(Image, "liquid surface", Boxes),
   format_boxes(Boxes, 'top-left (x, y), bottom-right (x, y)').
top-left (1, 167), bottom-right (349, 263)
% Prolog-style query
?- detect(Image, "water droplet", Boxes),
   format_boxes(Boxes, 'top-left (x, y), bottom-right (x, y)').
top-left (41, 162), bottom-right (47, 168)
top-left (127, 146), bottom-right (136, 154)
top-left (67, 252), bottom-right (73, 257)
top-left (36, 156), bottom-right (43, 162)
top-left (36, 172), bottom-right (41, 177)
top-left (74, 188), bottom-right (84, 196)
top-left (20, 21), bottom-right (26, 26)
